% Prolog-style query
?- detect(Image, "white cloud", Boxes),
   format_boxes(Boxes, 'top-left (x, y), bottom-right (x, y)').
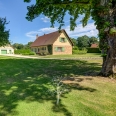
top-left (26, 22), bottom-right (98, 41)
top-left (65, 22), bottom-right (98, 38)
top-left (26, 27), bottom-right (57, 40)
top-left (39, 27), bottom-right (57, 33)
top-left (41, 16), bottom-right (50, 23)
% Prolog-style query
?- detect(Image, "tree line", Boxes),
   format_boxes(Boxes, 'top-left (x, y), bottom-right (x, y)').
top-left (71, 35), bottom-right (98, 49)
top-left (12, 42), bottom-right (33, 50)
top-left (12, 35), bottom-right (98, 50)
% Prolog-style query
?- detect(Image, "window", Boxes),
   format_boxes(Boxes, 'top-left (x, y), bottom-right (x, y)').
top-left (41, 47), bottom-right (46, 50)
top-left (57, 47), bottom-right (62, 52)
top-left (38, 48), bottom-right (40, 52)
top-left (42, 47), bottom-right (44, 50)
top-left (59, 37), bottom-right (67, 42)
top-left (55, 47), bottom-right (65, 52)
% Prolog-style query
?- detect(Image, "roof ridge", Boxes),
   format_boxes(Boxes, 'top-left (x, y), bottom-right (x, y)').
top-left (37, 29), bottom-right (64, 38)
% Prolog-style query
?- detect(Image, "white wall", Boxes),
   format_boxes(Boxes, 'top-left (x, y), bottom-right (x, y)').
top-left (0, 46), bottom-right (14, 54)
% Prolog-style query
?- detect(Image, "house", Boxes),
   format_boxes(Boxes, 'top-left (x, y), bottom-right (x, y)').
top-left (0, 45), bottom-right (14, 54)
top-left (91, 43), bottom-right (98, 48)
top-left (31, 29), bottom-right (73, 55)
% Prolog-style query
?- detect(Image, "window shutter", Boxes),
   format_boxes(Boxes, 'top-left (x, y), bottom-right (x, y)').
top-left (65, 38), bottom-right (67, 42)
top-left (55, 47), bottom-right (57, 52)
top-left (59, 37), bottom-right (62, 42)
top-left (62, 47), bottom-right (65, 52)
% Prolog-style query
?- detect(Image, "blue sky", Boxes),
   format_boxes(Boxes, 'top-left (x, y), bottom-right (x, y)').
top-left (0, 0), bottom-right (98, 44)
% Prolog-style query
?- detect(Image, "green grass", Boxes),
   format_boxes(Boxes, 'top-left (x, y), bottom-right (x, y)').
top-left (0, 55), bottom-right (116, 116)
top-left (24, 53), bottom-right (102, 59)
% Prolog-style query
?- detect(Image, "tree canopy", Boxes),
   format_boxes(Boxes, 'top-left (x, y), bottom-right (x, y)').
top-left (77, 35), bottom-right (89, 48)
top-left (71, 36), bottom-right (98, 48)
top-left (88, 36), bottom-right (98, 46)
top-left (24, 0), bottom-right (92, 30)
top-left (0, 17), bottom-right (10, 46)
top-left (70, 38), bottom-right (77, 46)
top-left (12, 43), bottom-right (24, 49)
top-left (12, 41), bottom-right (33, 49)
top-left (24, 0), bottom-right (116, 76)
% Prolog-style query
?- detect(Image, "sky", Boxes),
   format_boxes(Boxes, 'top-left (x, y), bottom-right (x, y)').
top-left (0, 0), bottom-right (98, 44)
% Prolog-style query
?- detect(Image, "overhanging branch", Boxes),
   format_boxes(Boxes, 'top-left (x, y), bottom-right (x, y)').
top-left (49, 1), bottom-right (89, 5)
top-left (36, 1), bottom-right (90, 6)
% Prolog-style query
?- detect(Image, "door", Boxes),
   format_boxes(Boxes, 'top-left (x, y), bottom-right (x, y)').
top-left (1, 50), bottom-right (7, 54)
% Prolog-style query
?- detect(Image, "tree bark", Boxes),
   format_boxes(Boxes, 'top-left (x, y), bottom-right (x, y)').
top-left (96, 0), bottom-right (116, 77)
top-left (99, 35), bottom-right (116, 76)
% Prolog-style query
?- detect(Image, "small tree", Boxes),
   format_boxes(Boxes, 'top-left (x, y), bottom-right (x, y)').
top-left (0, 17), bottom-right (10, 46)
top-left (48, 76), bottom-right (69, 105)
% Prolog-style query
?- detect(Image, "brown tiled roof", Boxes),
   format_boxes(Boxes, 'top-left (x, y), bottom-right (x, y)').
top-left (31, 29), bottom-right (73, 47)
top-left (91, 43), bottom-right (98, 48)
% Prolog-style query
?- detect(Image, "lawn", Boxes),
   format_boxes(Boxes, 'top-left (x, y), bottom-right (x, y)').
top-left (27, 53), bottom-right (102, 59)
top-left (0, 55), bottom-right (116, 116)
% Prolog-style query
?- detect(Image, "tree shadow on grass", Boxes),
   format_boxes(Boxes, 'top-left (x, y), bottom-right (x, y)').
top-left (68, 83), bottom-right (96, 92)
top-left (0, 58), bottom-right (101, 115)
top-left (52, 100), bottom-right (72, 116)
top-left (51, 82), bottom-right (96, 116)
top-left (0, 76), bottom-right (53, 115)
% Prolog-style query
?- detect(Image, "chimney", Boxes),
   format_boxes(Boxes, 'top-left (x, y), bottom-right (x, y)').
top-left (36, 34), bottom-right (39, 39)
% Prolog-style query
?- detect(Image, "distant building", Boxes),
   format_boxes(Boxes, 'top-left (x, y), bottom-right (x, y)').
top-left (31, 29), bottom-right (73, 55)
top-left (0, 45), bottom-right (14, 54)
top-left (91, 43), bottom-right (98, 48)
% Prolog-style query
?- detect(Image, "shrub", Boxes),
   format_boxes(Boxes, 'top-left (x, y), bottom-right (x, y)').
top-left (43, 52), bottom-right (48, 55)
top-left (14, 49), bottom-right (35, 55)
top-left (73, 48), bottom-right (87, 54)
top-left (87, 48), bottom-right (101, 53)
top-left (29, 52), bottom-right (36, 55)
top-left (73, 46), bottom-right (78, 50)
top-left (22, 53), bottom-right (29, 55)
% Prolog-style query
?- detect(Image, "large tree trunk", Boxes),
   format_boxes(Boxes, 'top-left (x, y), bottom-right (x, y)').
top-left (100, 35), bottom-right (116, 76)
top-left (95, 0), bottom-right (116, 77)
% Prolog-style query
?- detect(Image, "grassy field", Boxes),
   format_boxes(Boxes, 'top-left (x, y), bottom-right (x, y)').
top-left (0, 55), bottom-right (116, 116)
top-left (28, 53), bottom-right (102, 59)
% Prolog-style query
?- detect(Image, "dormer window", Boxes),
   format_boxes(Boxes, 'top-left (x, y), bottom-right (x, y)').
top-left (59, 37), bottom-right (67, 42)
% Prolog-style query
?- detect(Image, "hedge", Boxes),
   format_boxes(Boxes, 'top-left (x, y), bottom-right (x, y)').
top-left (72, 49), bottom-right (87, 54)
top-left (87, 48), bottom-right (101, 53)
top-left (14, 49), bottom-right (35, 55)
